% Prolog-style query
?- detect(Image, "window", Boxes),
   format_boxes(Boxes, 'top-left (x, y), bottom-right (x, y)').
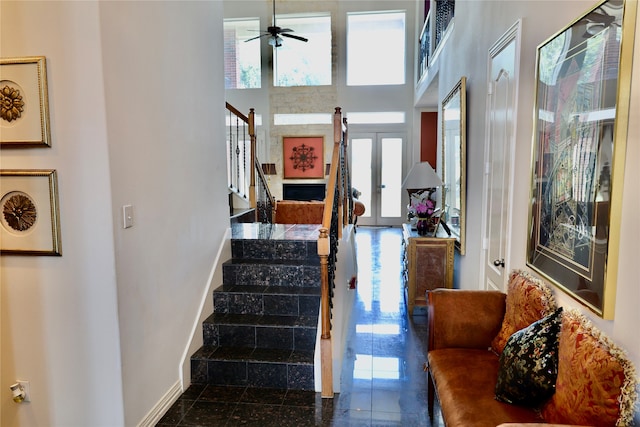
top-left (273, 113), bottom-right (332, 125)
top-left (346, 111), bottom-right (406, 124)
top-left (273, 14), bottom-right (331, 87)
top-left (224, 18), bottom-right (261, 89)
top-left (347, 11), bottom-right (406, 86)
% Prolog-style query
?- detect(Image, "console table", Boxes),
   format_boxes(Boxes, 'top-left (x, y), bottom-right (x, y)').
top-left (401, 223), bottom-right (455, 315)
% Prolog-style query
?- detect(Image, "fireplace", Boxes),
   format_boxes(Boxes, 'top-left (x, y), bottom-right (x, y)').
top-left (282, 184), bottom-right (326, 201)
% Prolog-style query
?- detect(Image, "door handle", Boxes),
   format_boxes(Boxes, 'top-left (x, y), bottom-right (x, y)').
top-left (379, 184), bottom-right (386, 189)
top-left (493, 259), bottom-right (505, 268)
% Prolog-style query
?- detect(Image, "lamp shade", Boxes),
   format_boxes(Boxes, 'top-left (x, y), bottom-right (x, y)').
top-left (402, 161), bottom-right (443, 190)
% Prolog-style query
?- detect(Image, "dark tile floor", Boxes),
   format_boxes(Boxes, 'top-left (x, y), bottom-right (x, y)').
top-left (157, 226), bottom-right (433, 426)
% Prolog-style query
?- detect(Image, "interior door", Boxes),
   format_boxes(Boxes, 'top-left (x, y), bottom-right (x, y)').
top-left (351, 133), bottom-right (405, 227)
top-left (482, 22), bottom-right (520, 291)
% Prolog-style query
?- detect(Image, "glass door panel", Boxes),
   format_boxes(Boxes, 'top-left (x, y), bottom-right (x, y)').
top-left (351, 137), bottom-right (373, 220)
top-left (380, 137), bottom-right (402, 218)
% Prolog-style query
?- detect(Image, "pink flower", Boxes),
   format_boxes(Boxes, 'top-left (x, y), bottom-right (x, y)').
top-left (415, 199), bottom-right (435, 217)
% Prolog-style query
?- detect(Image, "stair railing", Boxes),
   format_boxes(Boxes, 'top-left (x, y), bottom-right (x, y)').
top-left (225, 102), bottom-right (275, 223)
top-left (318, 107), bottom-right (353, 398)
top-left (254, 156), bottom-right (275, 223)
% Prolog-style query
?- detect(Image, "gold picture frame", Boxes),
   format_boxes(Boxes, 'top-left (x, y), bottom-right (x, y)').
top-left (1, 170), bottom-right (62, 255)
top-left (0, 56), bottom-right (51, 148)
top-left (441, 77), bottom-right (467, 255)
top-left (527, 0), bottom-right (636, 319)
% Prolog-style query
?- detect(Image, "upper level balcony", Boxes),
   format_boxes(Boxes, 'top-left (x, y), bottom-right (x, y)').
top-left (416, 0), bottom-right (455, 106)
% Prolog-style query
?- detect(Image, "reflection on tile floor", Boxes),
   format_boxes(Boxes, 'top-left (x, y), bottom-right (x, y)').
top-left (157, 226), bottom-right (432, 426)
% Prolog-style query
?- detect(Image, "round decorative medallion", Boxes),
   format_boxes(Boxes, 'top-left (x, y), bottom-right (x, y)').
top-left (1, 191), bottom-right (38, 234)
top-left (0, 82), bottom-right (25, 123)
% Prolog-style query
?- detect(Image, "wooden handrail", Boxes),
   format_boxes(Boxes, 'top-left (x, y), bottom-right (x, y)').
top-left (225, 102), bottom-right (275, 222)
top-left (318, 107), bottom-right (351, 398)
top-left (225, 101), bottom-right (248, 122)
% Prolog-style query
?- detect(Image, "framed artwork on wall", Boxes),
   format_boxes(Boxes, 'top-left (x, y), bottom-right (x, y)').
top-left (283, 136), bottom-right (324, 179)
top-left (0, 56), bottom-right (51, 148)
top-left (1, 169), bottom-right (62, 256)
top-left (526, 0), bottom-right (636, 319)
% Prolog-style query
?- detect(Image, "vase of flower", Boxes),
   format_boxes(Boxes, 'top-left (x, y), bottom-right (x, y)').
top-left (410, 194), bottom-right (436, 236)
top-left (416, 218), bottom-right (430, 236)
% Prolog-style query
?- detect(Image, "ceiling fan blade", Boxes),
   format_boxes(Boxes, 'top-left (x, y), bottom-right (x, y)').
top-left (280, 33), bottom-right (308, 42)
top-left (278, 28), bottom-right (294, 33)
top-left (245, 34), bottom-right (269, 42)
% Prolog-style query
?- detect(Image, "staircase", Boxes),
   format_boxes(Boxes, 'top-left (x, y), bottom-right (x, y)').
top-left (190, 223), bottom-right (322, 390)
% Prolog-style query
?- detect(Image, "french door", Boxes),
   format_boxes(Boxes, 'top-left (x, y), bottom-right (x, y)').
top-left (350, 133), bottom-right (405, 227)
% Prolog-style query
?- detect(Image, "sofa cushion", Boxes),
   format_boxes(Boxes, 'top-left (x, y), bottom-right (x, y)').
top-left (428, 289), bottom-right (506, 350)
top-left (274, 200), bottom-right (325, 224)
top-left (541, 310), bottom-right (638, 426)
top-left (428, 349), bottom-right (544, 427)
top-left (491, 270), bottom-right (557, 355)
top-left (495, 307), bottom-right (563, 406)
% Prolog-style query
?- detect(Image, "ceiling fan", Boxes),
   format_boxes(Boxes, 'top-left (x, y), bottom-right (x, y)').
top-left (245, 0), bottom-right (308, 47)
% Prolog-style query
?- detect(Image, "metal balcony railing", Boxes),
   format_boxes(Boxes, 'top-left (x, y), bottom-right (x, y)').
top-left (418, 0), bottom-right (455, 82)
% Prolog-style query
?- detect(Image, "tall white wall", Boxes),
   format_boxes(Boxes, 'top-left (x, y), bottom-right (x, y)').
top-left (1, 1), bottom-right (228, 426)
top-left (0, 2), bottom-right (124, 425)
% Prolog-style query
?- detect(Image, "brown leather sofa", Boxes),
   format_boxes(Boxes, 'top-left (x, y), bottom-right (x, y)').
top-left (426, 270), bottom-right (638, 427)
top-left (273, 199), bottom-right (365, 225)
top-left (274, 200), bottom-right (325, 224)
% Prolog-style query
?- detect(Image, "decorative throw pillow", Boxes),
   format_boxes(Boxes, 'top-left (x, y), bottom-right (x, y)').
top-left (541, 310), bottom-right (638, 426)
top-left (495, 307), bottom-right (562, 406)
top-left (491, 270), bottom-right (557, 355)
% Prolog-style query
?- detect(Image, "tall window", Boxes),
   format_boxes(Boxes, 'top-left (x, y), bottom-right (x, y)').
top-left (273, 14), bottom-right (331, 87)
top-left (347, 11), bottom-right (406, 86)
top-left (224, 18), bottom-right (261, 89)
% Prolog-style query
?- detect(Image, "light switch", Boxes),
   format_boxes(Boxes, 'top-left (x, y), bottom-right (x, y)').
top-left (123, 205), bottom-right (134, 229)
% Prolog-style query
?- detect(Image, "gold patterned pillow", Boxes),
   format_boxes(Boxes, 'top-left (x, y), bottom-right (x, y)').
top-left (491, 270), bottom-right (557, 355)
top-left (541, 310), bottom-right (638, 426)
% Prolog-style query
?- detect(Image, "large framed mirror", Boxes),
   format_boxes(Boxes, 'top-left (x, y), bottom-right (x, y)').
top-left (441, 76), bottom-right (467, 254)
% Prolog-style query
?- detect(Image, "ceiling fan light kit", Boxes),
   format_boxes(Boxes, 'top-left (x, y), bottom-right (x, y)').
top-left (268, 35), bottom-right (283, 47)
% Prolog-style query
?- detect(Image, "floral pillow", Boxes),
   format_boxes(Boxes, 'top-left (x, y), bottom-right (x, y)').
top-left (541, 310), bottom-right (638, 426)
top-left (495, 307), bottom-right (562, 406)
top-left (491, 270), bottom-right (557, 355)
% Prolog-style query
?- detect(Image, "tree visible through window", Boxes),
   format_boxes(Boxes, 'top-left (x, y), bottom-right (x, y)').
top-left (224, 18), bottom-right (261, 89)
top-left (273, 14), bottom-right (332, 87)
top-left (347, 11), bottom-right (406, 86)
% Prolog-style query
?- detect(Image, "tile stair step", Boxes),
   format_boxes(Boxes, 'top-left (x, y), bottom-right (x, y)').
top-left (204, 312), bottom-right (319, 327)
top-left (203, 313), bottom-right (318, 351)
top-left (213, 284), bottom-right (321, 296)
top-left (231, 239), bottom-right (319, 262)
top-left (190, 345), bottom-right (314, 390)
top-left (213, 284), bottom-right (321, 316)
top-left (222, 258), bottom-right (321, 288)
top-left (193, 345), bottom-right (314, 364)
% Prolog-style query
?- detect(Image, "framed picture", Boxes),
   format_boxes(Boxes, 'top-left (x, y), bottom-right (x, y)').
top-left (0, 56), bottom-right (51, 148)
top-left (1, 170), bottom-right (61, 255)
top-left (283, 136), bottom-right (324, 179)
top-left (527, 0), bottom-right (636, 319)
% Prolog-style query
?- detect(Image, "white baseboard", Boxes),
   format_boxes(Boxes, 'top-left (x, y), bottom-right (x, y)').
top-left (136, 380), bottom-right (182, 427)
top-left (137, 231), bottom-right (231, 427)
top-left (180, 228), bottom-right (231, 387)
